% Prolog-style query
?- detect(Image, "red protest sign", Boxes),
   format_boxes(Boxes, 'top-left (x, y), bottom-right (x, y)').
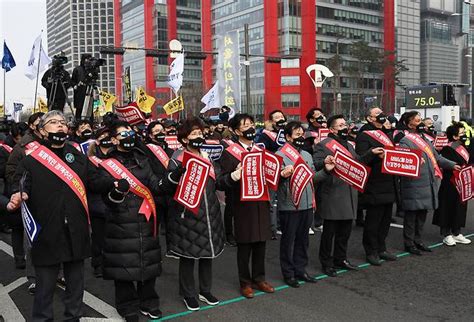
top-left (290, 157), bottom-right (314, 209)
top-left (319, 128), bottom-right (330, 140)
top-left (452, 166), bottom-right (474, 203)
top-left (174, 151), bottom-right (211, 214)
top-left (164, 136), bottom-right (183, 150)
top-left (434, 136), bottom-right (449, 150)
top-left (115, 104), bottom-right (146, 125)
top-left (382, 146), bottom-right (422, 178)
top-left (241, 151), bottom-right (269, 201)
top-left (251, 145), bottom-right (283, 191)
top-left (333, 151), bottom-right (371, 192)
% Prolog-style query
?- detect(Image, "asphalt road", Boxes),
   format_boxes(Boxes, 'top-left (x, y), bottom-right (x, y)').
top-left (1, 203), bottom-right (473, 321)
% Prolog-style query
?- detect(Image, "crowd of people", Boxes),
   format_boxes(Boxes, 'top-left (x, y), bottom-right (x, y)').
top-left (0, 106), bottom-right (471, 321)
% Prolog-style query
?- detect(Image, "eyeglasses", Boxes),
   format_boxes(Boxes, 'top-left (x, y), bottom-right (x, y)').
top-left (45, 119), bottom-right (67, 126)
top-left (117, 130), bottom-right (135, 138)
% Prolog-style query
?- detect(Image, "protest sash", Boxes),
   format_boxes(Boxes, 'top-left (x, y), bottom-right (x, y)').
top-left (262, 129), bottom-right (286, 146)
top-left (88, 155), bottom-right (103, 168)
top-left (319, 128), bottom-right (330, 141)
top-left (405, 133), bottom-right (442, 179)
top-left (425, 133), bottom-right (435, 142)
top-left (225, 142), bottom-right (246, 162)
top-left (164, 136), bottom-right (182, 150)
top-left (289, 157), bottom-right (314, 209)
top-left (0, 143), bottom-right (12, 153)
top-left (174, 151), bottom-right (212, 214)
top-left (100, 158), bottom-right (157, 228)
top-left (70, 142), bottom-right (82, 152)
top-left (146, 143), bottom-right (170, 168)
top-left (251, 145), bottom-right (283, 191)
top-left (30, 145), bottom-right (89, 221)
top-left (449, 142), bottom-right (469, 164)
top-left (434, 136), bottom-right (449, 150)
top-left (364, 130), bottom-right (394, 147)
top-left (382, 146), bottom-right (422, 178)
top-left (279, 143), bottom-right (301, 163)
top-left (451, 166), bottom-right (474, 202)
top-left (333, 150), bottom-right (371, 192)
top-left (241, 151), bottom-right (269, 201)
top-left (324, 138), bottom-right (352, 157)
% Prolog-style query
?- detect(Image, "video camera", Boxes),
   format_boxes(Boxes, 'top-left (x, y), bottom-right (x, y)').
top-left (52, 53), bottom-right (68, 66)
top-left (84, 57), bottom-right (106, 85)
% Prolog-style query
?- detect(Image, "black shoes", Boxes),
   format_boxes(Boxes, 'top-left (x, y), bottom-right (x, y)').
top-left (415, 242), bottom-right (432, 252)
top-left (140, 308), bottom-right (162, 319)
top-left (379, 251), bottom-right (398, 261)
top-left (284, 277), bottom-right (300, 288)
top-left (183, 297), bottom-right (200, 311)
top-left (198, 292), bottom-right (220, 306)
top-left (334, 260), bottom-right (359, 271)
top-left (366, 254), bottom-right (382, 266)
top-left (323, 266), bottom-right (337, 277)
top-left (405, 246), bottom-right (422, 256)
top-left (296, 273), bottom-right (318, 283)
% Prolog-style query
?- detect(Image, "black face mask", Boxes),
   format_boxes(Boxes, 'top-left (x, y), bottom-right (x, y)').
top-left (375, 113), bottom-right (387, 124)
top-left (275, 119), bottom-right (286, 129)
top-left (99, 136), bottom-right (113, 148)
top-left (47, 131), bottom-right (67, 145)
top-left (154, 133), bottom-right (166, 143)
top-left (337, 128), bottom-right (349, 140)
top-left (416, 124), bottom-right (426, 133)
top-left (119, 136), bottom-right (135, 150)
top-left (242, 127), bottom-right (256, 141)
top-left (460, 135), bottom-right (468, 143)
top-left (293, 136), bottom-right (305, 147)
top-left (188, 137), bottom-right (205, 149)
top-left (315, 116), bottom-right (325, 125)
top-left (81, 129), bottom-right (93, 139)
top-left (167, 130), bottom-right (177, 136)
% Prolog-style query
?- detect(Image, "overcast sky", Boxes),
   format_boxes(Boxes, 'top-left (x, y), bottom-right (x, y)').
top-left (0, 0), bottom-right (48, 110)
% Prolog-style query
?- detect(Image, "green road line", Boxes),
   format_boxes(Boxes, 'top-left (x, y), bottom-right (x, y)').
top-left (153, 233), bottom-right (474, 321)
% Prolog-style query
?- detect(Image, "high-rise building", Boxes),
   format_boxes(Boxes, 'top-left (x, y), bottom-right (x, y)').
top-left (46, 0), bottom-right (116, 95)
top-left (115, 0), bottom-right (396, 120)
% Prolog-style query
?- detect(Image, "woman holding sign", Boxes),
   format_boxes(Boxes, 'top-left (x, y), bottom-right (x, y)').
top-left (276, 121), bottom-right (335, 288)
top-left (165, 117), bottom-right (225, 312)
top-left (433, 123), bottom-right (471, 246)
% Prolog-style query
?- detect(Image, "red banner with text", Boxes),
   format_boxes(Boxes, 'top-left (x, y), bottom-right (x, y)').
top-left (240, 151), bottom-right (269, 201)
top-left (333, 151), bottom-right (370, 192)
top-left (382, 146), bottom-right (422, 178)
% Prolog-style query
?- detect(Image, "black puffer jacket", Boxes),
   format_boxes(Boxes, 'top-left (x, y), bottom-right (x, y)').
top-left (355, 123), bottom-right (396, 206)
top-left (101, 148), bottom-right (164, 282)
top-left (166, 150), bottom-right (225, 259)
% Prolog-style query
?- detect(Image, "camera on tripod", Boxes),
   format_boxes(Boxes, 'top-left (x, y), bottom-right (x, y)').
top-left (51, 53), bottom-right (68, 80)
top-left (84, 57), bottom-right (106, 84)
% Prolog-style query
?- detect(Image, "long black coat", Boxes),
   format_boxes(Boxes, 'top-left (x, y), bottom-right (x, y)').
top-left (166, 150), bottom-right (225, 259)
top-left (101, 148), bottom-right (164, 281)
top-left (13, 143), bottom-right (113, 266)
top-left (217, 144), bottom-right (272, 243)
top-left (433, 142), bottom-right (468, 228)
top-left (355, 124), bottom-right (396, 206)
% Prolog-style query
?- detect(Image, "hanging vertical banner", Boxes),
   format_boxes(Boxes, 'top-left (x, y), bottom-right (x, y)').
top-left (217, 30), bottom-right (241, 112)
top-left (123, 66), bottom-right (132, 103)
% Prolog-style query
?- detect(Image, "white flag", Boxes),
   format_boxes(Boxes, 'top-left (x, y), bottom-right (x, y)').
top-left (200, 81), bottom-right (221, 114)
top-left (167, 53), bottom-right (184, 94)
top-left (25, 35), bottom-right (51, 80)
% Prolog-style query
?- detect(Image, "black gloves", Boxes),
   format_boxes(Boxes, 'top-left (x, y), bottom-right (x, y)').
top-left (169, 165), bottom-right (186, 183)
top-left (109, 179), bottom-right (130, 203)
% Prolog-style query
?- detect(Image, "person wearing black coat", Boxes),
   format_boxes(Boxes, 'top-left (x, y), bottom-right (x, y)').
top-left (356, 107), bottom-right (398, 266)
top-left (143, 121), bottom-right (175, 258)
top-left (99, 121), bottom-right (167, 321)
top-left (71, 54), bottom-right (92, 119)
top-left (11, 111), bottom-right (114, 321)
top-left (255, 109), bottom-right (287, 152)
top-left (86, 127), bottom-right (113, 278)
top-left (217, 114), bottom-right (275, 299)
top-left (165, 117), bottom-right (225, 312)
top-left (433, 123), bottom-right (472, 246)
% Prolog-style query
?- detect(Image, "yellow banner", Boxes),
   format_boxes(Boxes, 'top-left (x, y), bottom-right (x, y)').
top-left (0, 104), bottom-right (4, 117)
top-left (99, 90), bottom-right (116, 113)
top-left (163, 95), bottom-right (184, 115)
top-left (135, 87), bottom-right (156, 114)
top-left (38, 97), bottom-right (49, 113)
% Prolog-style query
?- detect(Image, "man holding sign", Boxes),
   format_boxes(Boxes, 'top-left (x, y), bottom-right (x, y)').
top-left (217, 114), bottom-right (275, 299)
top-left (398, 111), bottom-right (460, 255)
top-left (433, 123), bottom-right (472, 246)
top-left (356, 107), bottom-right (398, 266)
top-left (313, 115), bottom-right (383, 277)
top-left (276, 121), bottom-right (335, 288)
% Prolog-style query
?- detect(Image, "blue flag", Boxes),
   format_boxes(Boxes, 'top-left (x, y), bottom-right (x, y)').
top-left (13, 102), bottom-right (23, 112)
top-left (1, 41), bottom-right (16, 72)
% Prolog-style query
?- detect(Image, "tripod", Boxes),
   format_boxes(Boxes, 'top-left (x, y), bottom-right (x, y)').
top-left (49, 76), bottom-right (75, 115)
top-left (80, 83), bottom-right (98, 121)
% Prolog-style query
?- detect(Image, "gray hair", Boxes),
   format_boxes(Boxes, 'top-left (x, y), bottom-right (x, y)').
top-left (38, 110), bottom-right (66, 129)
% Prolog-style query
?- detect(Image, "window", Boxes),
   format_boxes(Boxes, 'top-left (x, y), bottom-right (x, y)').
top-left (281, 76), bottom-right (300, 86)
top-left (281, 93), bottom-right (300, 108)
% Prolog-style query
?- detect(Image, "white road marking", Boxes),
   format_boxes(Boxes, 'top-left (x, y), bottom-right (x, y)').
top-left (390, 223), bottom-right (404, 229)
top-left (0, 240), bottom-right (122, 320)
